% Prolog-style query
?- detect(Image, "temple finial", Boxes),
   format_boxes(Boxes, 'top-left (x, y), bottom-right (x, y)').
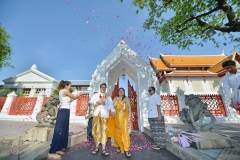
top-left (221, 50), bottom-right (225, 55)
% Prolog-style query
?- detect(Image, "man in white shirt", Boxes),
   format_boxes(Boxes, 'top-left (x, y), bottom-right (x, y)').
top-left (90, 83), bottom-right (116, 156)
top-left (222, 60), bottom-right (240, 111)
top-left (147, 86), bottom-right (166, 150)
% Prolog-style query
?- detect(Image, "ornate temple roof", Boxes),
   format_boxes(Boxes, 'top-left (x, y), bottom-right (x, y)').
top-left (149, 51), bottom-right (240, 82)
top-left (151, 54), bottom-right (227, 68)
top-left (208, 51), bottom-right (240, 74)
top-left (166, 71), bottom-right (218, 76)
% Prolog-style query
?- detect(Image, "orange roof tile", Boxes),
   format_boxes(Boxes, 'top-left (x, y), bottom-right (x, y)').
top-left (150, 58), bottom-right (173, 70)
top-left (160, 54), bottom-right (226, 67)
top-left (208, 51), bottom-right (240, 73)
top-left (166, 71), bottom-right (218, 77)
top-left (208, 55), bottom-right (233, 73)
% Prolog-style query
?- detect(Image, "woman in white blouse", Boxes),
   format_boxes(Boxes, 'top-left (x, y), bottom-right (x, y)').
top-left (48, 80), bottom-right (82, 160)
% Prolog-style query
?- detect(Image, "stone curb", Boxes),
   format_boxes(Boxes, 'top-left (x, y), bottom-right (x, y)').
top-left (143, 127), bottom-right (240, 160)
top-left (0, 132), bottom-right (87, 160)
top-left (166, 140), bottom-right (215, 160)
top-left (35, 132), bottom-right (87, 160)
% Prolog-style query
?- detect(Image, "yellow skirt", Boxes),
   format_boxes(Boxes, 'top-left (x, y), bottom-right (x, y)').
top-left (107, 112), bottom-right (115, 138)
top-left (92, 113), bottom-right (108, 145)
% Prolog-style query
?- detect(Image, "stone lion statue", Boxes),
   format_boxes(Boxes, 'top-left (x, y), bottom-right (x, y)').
top-left (179, 94), bottom-right (216, 131)
top-left (36, 94), bottom-right (60, 128)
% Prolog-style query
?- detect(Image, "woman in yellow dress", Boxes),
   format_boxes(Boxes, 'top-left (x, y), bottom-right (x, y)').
top-left (113, 88), bottom-right (131, 157)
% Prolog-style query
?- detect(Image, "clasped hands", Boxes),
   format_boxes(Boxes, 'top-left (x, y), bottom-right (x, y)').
top-left (96, 100), bottom-right (105, 105)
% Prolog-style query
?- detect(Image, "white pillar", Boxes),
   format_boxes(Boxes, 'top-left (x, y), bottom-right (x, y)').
top-left (201, 80), bottom-right (211, 93)
top-left (168, 80), bottom-right (175, 94)
top-left (184, 79), bottom-right (194, 94)
top-left (31, 91), bottom-right (46, 117)
top-left (29, 88), bottom-right (36, 97)
top-left (0, 91), bottom-right (17, 115)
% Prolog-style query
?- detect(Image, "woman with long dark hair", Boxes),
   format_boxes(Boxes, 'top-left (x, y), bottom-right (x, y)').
top-left (48, 80), bottom-right (82, 160)
top-left (113, 88), bottom-right (132, 157)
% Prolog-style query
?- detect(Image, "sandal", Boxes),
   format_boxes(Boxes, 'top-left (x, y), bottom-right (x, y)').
top-left (153, 146), bottom-right (161, 150)
top-left (152, 144), bottom-right (158, 148)
top-left (125, 151), bottom-right (132, 157)
top-left (92, 147), bottom-right (99, 155)
top-left (101, 149), bottom-right (109, 156)
top-left (116, 147), bottom-right (121, 153)
top-left (47, 153), bottom-right (61, 160)
top-left (56, 151), bottom-right (65, 156)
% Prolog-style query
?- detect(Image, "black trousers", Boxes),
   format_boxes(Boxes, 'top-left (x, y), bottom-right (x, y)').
top-left (87, 117), bottom-right (93, 138)
top-left (49, 109), bottom-right (70, 153)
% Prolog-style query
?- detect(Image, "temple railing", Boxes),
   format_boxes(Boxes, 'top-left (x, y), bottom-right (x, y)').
top-left (160, 94), bottom-right (180, 116)
top-left (76, 94), bottom-right (89, 116)
top-left (9, 97), bottom-right (37, 115)
top-left (197, 94), bottom-right (227, 117)
top-left (0, 97), bottom-right (7, 112)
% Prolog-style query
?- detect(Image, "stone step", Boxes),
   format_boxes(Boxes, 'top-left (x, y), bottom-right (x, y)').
top-left (216, 148), bottom-right (240, 160)
top-left (143, 127), bottom-right (240, 160)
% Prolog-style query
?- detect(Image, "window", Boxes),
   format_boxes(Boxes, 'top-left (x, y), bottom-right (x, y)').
top-left (10, 88), bottom-right (17, 92)
top-left (35, 88), bottom-right (46, 95)
top-left (23, 88), bottom-right (31, 96)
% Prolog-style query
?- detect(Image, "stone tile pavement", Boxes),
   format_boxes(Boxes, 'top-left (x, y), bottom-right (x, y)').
top-left (0, 120), bottom-right (87, 138)
top-left (62, 132), bottom-right (180, 160)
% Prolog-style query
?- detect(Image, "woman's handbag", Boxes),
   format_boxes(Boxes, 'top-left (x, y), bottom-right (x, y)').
top-left (178, 131), bottom-right (204, 148)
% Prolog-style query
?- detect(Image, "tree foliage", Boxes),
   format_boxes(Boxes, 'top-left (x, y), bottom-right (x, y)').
top-left (0, 25), bottom-right (13, 69)
top-left (124, 0), bottom-right (240, 49)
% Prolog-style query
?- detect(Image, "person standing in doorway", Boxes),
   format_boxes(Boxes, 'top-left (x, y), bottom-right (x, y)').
top-left (147, 86), bottom-right (166, 150)
top-left (222, 60), bottom-right (240, 111)
top-left (90, 83), bottom-right (116, 156)
top-left (48, 80), bottom-right (83, 160)
top-left (113, 88), bottom-right (132, 157)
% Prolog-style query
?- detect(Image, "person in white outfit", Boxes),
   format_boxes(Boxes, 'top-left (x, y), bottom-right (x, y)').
top-left (222, 60), bottom-right (240, 111)
top-left (90, 83), bottom-right (116, 156)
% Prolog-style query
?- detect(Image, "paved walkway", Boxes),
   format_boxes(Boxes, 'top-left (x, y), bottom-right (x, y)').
top-left (0, 120), bottom-right (240, 160)
top-left (62, 132), bottom-right (180, 160)
top-left (0, 120), bottom-right (87, 138)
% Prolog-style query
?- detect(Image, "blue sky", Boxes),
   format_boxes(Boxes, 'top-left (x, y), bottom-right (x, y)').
top-left (0, 0), bottom-right (238, 82)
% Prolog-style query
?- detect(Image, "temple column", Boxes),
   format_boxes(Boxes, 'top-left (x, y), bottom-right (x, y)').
top-left (31, 91), bottom-right (46, 117)
top-left (0, 91), bottom-right (17, 115)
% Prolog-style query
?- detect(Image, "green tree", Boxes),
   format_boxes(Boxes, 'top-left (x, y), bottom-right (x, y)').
top-left (124, 0), bottom-right (240, 49)
top-left (0, 25), bottom-right (13, 69)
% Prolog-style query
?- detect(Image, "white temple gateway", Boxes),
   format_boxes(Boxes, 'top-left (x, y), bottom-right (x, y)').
top-left (0, 41), bottom-right (239, 132)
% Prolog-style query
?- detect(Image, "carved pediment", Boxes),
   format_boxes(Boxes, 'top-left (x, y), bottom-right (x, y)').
top-left (4, 69), bottom-right (56, 83)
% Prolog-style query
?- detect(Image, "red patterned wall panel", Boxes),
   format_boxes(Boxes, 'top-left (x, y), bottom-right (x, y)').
top-left (111, 79), bottom-right (119, 99)
top-left (198, 94), bottom-right (226, 116)
top-left (128, 80), bottom-right (138, 130)
top-left (9, 97), bottom-right (37, 115)
top-left (76, 93), bottom-right (89, 116)
top-left (0, 97), bottom-right (6, 112)
top-left (160, 95), bottom-right (180, 116)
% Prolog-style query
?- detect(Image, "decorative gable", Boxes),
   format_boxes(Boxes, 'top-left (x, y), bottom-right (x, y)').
top-left (3, 64), bottom-right (56, 83)
top-left (13, 72), bottom-right (49, 82)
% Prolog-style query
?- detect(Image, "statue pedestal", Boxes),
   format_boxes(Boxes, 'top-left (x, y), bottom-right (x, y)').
top-left (20, 127), bottom-right (54, 143)
top-left (191, 131), bottom-right (232, 149)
